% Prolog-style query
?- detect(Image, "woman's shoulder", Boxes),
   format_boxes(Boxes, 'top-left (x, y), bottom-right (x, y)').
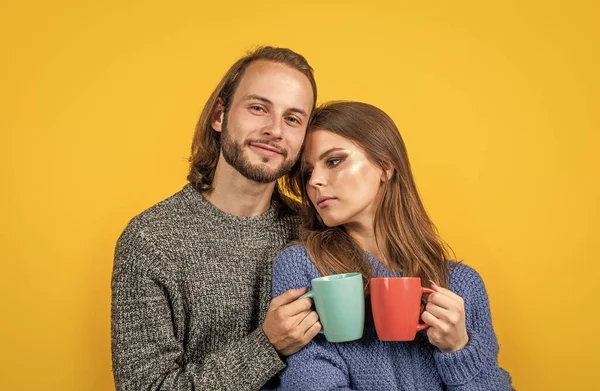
top-left (272, 244), bottom-right (322, 292)
top-left (447, 261), bottom-right (487, 298)
top-left (271, 244), bottom-right (322, 297)
top-left (274, 244), bottom-right (312, 269)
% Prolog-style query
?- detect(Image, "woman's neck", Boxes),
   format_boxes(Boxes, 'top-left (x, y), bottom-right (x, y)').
top-left (344, 220), bottom-right (387, 265)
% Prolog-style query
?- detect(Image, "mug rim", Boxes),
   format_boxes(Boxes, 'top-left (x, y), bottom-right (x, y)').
top-left (312, 272), bottom-right (362, 283)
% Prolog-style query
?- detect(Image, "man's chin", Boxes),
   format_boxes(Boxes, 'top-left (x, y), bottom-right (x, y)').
top-left (238, 163), bottom-right (289, 183)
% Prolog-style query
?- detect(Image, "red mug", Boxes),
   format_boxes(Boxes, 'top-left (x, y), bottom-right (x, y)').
top-left (371, 277), bottom-right (435, 341)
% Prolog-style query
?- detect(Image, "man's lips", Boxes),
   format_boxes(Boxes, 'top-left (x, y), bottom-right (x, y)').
top-left (249, 142), bottom-right (284, 156)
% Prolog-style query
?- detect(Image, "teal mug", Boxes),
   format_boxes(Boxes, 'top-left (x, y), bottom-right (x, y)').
top-left (300, 272), bottom-right (364, 343)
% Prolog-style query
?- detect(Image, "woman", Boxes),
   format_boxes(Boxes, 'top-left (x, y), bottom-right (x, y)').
top-left (268, 102), bottom-right (513, 390)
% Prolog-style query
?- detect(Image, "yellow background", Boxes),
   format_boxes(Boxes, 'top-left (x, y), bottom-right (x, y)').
top-left (2, 1), bottom-right (598, 390)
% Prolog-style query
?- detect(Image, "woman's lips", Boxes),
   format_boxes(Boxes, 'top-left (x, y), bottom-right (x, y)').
top-left (317, 197), bottom-right (336, 208)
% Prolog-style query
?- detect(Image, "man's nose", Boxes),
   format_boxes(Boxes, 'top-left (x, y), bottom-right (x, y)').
top-left (261, 117), bottom-right (283, 139)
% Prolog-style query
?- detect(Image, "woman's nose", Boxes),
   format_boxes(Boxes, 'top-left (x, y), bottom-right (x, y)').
top-left (308, 170), bottom-right (326, 188)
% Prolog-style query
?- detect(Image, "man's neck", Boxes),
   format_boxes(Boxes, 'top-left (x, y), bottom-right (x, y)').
top-left (204, 157), bottom-right (277, 217)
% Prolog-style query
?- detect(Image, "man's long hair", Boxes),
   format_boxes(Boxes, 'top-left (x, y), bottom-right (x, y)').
top-left (187, 46), bottom-right (317, 211)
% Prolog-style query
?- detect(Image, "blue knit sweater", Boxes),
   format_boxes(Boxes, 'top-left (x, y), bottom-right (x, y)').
top-left (266, 245), bottom-right (513, 391)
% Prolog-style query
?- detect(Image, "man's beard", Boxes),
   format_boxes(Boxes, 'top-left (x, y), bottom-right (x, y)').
top-left (220, 115), bottom-right (297, 184)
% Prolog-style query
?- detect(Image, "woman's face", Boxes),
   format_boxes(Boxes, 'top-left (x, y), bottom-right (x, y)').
top-left (302, 129), bottom-right (385, 228)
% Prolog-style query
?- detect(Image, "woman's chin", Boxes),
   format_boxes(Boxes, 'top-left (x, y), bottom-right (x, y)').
top-left (319, 214), bottom-right (346, 228)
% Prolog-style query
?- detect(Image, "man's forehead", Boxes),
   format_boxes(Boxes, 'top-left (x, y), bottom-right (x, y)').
top-left (234, 61), bottom-right (313, 110)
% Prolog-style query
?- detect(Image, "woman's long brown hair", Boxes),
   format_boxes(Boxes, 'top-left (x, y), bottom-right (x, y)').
top-left (290, 101), bottom-right (455, 297)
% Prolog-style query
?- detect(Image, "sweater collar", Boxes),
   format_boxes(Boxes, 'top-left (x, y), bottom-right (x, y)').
top-left (181, 183), bottom-right (282, 225)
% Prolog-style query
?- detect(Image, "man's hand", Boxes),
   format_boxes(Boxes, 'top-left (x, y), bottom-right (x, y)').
top-left (262, 287), bottom-right (322, 357)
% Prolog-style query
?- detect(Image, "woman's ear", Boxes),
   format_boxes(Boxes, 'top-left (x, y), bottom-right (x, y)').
top-left (211, 98), bottom-right (226, 132)
top-left (380, 162), bottom-right (395, 182)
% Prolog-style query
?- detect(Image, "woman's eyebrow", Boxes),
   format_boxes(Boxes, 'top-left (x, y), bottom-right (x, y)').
top-left (319, 147), bottom-right (345, 160)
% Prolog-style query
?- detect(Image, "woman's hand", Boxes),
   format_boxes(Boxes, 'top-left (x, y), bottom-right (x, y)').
top-left (421, 281), bottom-right (469, 353)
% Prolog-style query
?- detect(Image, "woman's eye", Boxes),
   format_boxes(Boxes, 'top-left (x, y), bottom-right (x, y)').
top-left (327, 158), bottom-right (343, 167)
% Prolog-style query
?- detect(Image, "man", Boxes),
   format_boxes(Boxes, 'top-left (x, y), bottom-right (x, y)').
top-left (111, 47), bottom-right (321, 390)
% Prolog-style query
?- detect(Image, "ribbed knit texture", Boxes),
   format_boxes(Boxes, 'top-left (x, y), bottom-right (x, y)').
top-left (111, 184), bottom-right (299, 391)
top-left (266, 245), bottom-right (514, 391)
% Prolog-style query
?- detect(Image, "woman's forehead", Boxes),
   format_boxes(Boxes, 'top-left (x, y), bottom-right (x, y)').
top-left (304, 130), bottom-right (351, 153)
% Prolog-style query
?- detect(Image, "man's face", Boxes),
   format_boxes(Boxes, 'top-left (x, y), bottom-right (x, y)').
top-left (215, 60), bottom-right (314, 183)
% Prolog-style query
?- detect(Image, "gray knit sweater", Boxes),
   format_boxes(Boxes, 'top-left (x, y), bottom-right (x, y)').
top-left (111, 184), bottom-right (299, 390)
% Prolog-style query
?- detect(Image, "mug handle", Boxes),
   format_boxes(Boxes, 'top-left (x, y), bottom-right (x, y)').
top-left (416, 287), bottom-right (436, 331)
top-left (298, 290), bottom-right (324, 334)
top-left (300, 291), bottom-right (314, 299)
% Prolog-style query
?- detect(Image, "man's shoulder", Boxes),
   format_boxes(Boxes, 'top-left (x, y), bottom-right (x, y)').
top-left (133, 185), bottom-right (191, 224)
top-left (116, 185), bottom-right (192, 250)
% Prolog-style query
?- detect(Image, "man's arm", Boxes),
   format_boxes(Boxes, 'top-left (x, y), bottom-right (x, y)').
top-left (111, 233), bottom-right (288, 391)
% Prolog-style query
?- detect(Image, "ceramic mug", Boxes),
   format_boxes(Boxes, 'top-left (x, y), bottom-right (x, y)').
top-left (300, 272), bottom-right (364, 343)
top-left (370, 277), bottom-right (434, 341)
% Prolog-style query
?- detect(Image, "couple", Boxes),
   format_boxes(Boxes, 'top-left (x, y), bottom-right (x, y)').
top-left (111, 46), bottom-right (513, 390)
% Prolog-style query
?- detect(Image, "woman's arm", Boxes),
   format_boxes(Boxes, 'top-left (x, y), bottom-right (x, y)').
top-left (266, 245), bottom-right (356, 391)
top-left (431, 264), bottom-right (514, 391)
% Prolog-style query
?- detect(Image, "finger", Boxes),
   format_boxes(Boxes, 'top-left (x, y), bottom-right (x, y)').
top-left (428, 291), bottom-right (459, 311)
top-left (426, 326), bottom-right (439, 342)
top-left (425, 302), bottom-right (450, 320)
top-left (271, 287), bottom-right (309, 308)
top-left (429, 281), bottom-right (463, 302)
top-left (289, 308), bottom-right (313, 327)
top-left (304, 320), bottom-right (322, 340)
top-left (278, 296), bottom-right (314, 318)
top-left (426, 326), bottom-right (445, 347)
top-left (421, 310), bottom-right (445, 329)
top-left (298, 310), bottom-right (320, 332)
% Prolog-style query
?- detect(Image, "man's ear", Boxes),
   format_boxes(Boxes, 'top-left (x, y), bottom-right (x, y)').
top-left (211, 98), bottom-right (225, 133)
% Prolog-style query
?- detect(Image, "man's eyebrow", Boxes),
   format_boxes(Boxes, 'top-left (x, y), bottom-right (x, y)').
top-left (243, 94), bottom-right (308, 118)
top-left (244, 94), bottom-right (272, 105)
top-left (289, 107), bottom-right (309, 118)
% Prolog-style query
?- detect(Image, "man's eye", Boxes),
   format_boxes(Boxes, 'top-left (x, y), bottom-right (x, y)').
top-left (250, 106), bottom-right (265, 112)
top-left (286, 116), bottom-right (300, 124)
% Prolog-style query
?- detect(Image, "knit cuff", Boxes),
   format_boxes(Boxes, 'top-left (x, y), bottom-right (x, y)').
top-left (434, 331), bottom-right (495, 386)
top-left (247, 326), bottom-right (287, 377)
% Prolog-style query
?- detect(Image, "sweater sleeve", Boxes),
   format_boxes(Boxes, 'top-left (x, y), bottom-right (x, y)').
top-left (111, 230), bottom-right (284, 391)
top-left (433, 264), bottom-right (514, 390)
top-left (266, 245), bottom-right (356, 391)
